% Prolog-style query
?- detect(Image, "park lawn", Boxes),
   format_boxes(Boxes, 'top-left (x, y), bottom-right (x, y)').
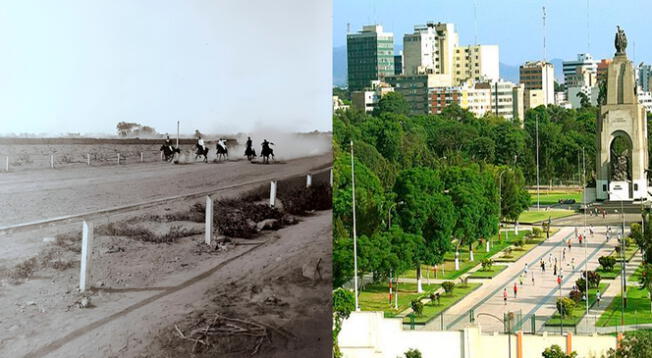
top-left (608, 246), bottom-right (639, 262)
top-left (402, 230), bottom-right (534, 280)
top-left (629, 264), bottom-right (644, 285)
top-left (358, 282), bottom-right (440, 318)
top-left (494, 238), bottom-right (545, 262)
top-left (596, 264), bottom-right (624, 280)
top-left (514, 209), bottom-right (576, 224)
top-left (468, 265), bottom-right (508, 279)
top-left (545, 283), bottom-right (610, 326)
top-left (597, 287), bottom-right (652, 327)
top-left (404, 283), bottom-right (482, 324)
top-left (529, 191), bottom-right (583, 206)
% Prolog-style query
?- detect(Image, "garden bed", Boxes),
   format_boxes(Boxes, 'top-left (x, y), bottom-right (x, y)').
top-left (358, 282), bottom-right (440, 318)
top-left (403, 283), bottom-right (482, 325)
top-left (544, 283), bottom-right (609, 326)
top-left (468, 265), bottom-right (507, 279)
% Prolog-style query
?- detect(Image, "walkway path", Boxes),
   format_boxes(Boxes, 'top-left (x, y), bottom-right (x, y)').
top-left (435, 227), bottom-right (617, 333)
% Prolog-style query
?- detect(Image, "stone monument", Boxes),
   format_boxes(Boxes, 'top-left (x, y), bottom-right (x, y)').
top-left (596, 26), bottom-right (649, 201)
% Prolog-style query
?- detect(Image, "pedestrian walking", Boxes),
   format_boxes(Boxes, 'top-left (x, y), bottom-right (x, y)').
top-left (524, 264), bottom-right (528, 276)
top-left (553, 264), bottom-right (557, 276)
top-left (562, 248), bottom-right (566, 261)
top-left (596, 291), bottom-right (601, 308)
top-left (568, 240), bottom-right (572, 251)
top-left (571, 257), bottom-right (575, 270)
top-left (504, 288), bottom-right (508, 305)
top-left (532, 272), bottom-right (535, 286)
top-left (579, 235), bottom-right (583, 245)
top-left (513, 282), bottom-right (518, 298)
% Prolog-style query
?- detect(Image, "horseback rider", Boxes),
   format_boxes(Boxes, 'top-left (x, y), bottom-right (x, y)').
top-left (261, 139), bottom-right (274, 152)
top-left (217, 138), bottom-right (227, 151)
top-left (246, 136), bottom-right (253, 151)
top-left (164, 134), bottom-right (173, 152)
top-left (196, 135), bottom-right (206, 152)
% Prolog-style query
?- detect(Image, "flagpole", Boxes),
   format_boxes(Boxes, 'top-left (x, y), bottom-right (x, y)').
top-left (351, 140), bottom-right (360, 311)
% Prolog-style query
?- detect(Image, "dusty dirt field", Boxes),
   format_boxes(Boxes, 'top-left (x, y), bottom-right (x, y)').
top-left (0, 152), bottom-right (331, 227)
top-left (0, 152), bottom-right (332, 357)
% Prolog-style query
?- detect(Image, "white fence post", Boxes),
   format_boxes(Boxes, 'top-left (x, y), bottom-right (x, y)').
top-left (87, 153), bottom-right (91, 166)
top-left (4, 156), bottom-right (8, 172)
top-left (80, 221), bottom-right (94, 292)
top-left (50, 154), bottom-right (54, 168)
top-left (205, 196), bottom-right (213, 245)
top-left (140, 152), bottom-right (144, 162)
top-left (306, 174), bottom-right (312, 188)
top-left (269, 181), bottom-right (277, 207)
top-left (330, 168), bottom-right (333, 187)
top-left (160, 151), bottom-right (163, 161)
top-left (117, 153), bottom-right (120, 165)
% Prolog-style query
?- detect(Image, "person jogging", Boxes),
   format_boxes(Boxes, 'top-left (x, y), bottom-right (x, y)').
top-left (513, 282), bottom-right (518, 298)
top-left (504, 288), bottom-right (508, 305)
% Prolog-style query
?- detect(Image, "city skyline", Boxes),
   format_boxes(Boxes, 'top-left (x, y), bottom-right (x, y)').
top-left (334, 0), bottom-right (652, 66)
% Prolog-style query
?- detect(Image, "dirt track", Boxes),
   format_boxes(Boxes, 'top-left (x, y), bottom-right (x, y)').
top-left (0, 153), bottom-right (331, 227)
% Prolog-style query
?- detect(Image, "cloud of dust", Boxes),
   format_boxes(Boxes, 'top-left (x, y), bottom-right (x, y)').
top-left (173, 129), bottom-right (331, 163)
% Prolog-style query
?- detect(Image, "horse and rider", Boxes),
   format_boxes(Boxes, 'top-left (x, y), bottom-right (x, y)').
top-left (194, 135), bottom-right (209, 163)
top-left (216, 138), bottom-right (228, 161)
top-left (244, 136), bottom-right (256, 160)
top-left (159, 134), bottom-right (180, 161)
top-left (260, 139), bottom-right (275, 164)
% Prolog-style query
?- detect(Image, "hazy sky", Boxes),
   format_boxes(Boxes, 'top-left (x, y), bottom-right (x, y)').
top-left (334, 0), bottom-right (652, 65)
top-left (0, 0), bottom-right (331, 136)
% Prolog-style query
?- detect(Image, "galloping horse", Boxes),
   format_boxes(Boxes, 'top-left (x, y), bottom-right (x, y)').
top-left (160, 145), bottom-right (180, 162)
top-left (194, 144), bottom-right (209, 163)
top-left (244, 147), bottom-right (256, 161)
top-left (216, 141), bottom-right (228, 161)
top-left (260, 141), bottom-right (275, 164)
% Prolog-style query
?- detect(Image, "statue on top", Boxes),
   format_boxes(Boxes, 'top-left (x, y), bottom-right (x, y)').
top-left (615, 25), bottom-right (628, 56)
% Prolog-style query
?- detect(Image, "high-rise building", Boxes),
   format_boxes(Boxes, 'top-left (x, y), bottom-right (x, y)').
top-left (638, 64), bottom-right (652, 92)
top-left (489, 80), bottom-right (521, 121)
top-left (429, 80), bottom-right (492, 118)
top-left (597, 59), bottom-right (612, 83)
top-left (394, 52), bottom-right (403, 75)
top-left (402, 22), bottom-right (459, 76)
top-left (347, 25), bottom-right (395, 91)
top-left (386, 74), bottom-right (453, 115)
top-left (519, 61), bottom-right (555, 105)
top-left (452, 45), bottom-right (499, 84)
top-left (563, 53), bottom-right (597, 86)
top-left (524, 89), bottom-right (546, 110)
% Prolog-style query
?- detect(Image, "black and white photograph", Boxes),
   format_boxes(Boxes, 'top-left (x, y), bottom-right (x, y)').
top-left (0, 1), bottom-right (332, 357)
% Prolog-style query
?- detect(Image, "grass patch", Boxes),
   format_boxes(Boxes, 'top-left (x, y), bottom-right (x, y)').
top-left (596, 264), bottom-right (624, 280)
top-left (609, 246), bottom-right (639, 263)
top-left (513, 209), bottom-right (576, 224)
top-left (597, 287), bottom-right (652, 327)
top-left (97, 222), bottom-right (203, 243)
top-left (528, 191), bottom-right (582, 206)
top-left (494, 238), bottom-right (545, 262)
top-left (358, 282), bottom-right (440, 318)
top-left (629, 264), bottom-right (644, 284)
top-left (545, 283), bottom-right (609, 326)
top-left (404, 283), bottom-right (482, 324)
top-left (403, 230), bottom-right (535, 280)
top-left (468, 265), bottom-right (507, 279)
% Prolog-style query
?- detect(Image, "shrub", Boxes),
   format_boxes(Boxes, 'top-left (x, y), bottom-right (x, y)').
top-left (556, 297), bottom-right (576, 318)
top-left (429, 292), bottom-right (440, 305)
top-left (481, 258), bottom-right (494, 271)
top-left (404, 348), bottom-right (423, 358)
top-left (587, 271), bottom-right (601, 288)
top-left (615, 246), bottom-right (622, 254)
top-left (532, 227), bottom-right (543, 238)
top-left (410, 299), bottom-right (424, 316)
top-left (576, 278), bottom-right (587, 293)
top-left (598, 256), bottom-right (616, 272)
top-left (442, 281), bottom-right (456, 295)
top-left (569, 289), bottom-right (582, 303)
top-left (542, 344), bottom-right (578, 358)
top-left (513, 238), bottom-right (525, 249)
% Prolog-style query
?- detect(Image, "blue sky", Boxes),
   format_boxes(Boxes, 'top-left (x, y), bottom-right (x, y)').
top-left (0, 0), bottom-right (331, 136)
top-left (334, 0), bottom-right (652, 65)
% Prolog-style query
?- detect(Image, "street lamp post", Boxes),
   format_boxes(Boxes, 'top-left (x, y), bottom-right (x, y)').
top-left (351, 141), bottom-right (359, 311)
top-left (497, 169), bottom-right (507, 251)
top-left (536, 114), bottom-right (541, 211)
top-left (583, 147), bottom-right (589, 319)
top-left (610, 192), bottom-right (626, 330)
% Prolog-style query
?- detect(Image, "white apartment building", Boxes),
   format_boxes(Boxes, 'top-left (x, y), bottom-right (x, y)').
top-left (429, 80), bottom-right (491, 118)
top-left (563, 53), bottom-right (597, 87)
top-left (453, 45), bottom-right (499, 84)
top-left (403, 22), bottom-right (459, 76)
top-left (488, 80), bottom-right (524, 121)
top-left (638, 91), bottom-right (652, 112)
top-left (351, 81), bottom-right (394, 113)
